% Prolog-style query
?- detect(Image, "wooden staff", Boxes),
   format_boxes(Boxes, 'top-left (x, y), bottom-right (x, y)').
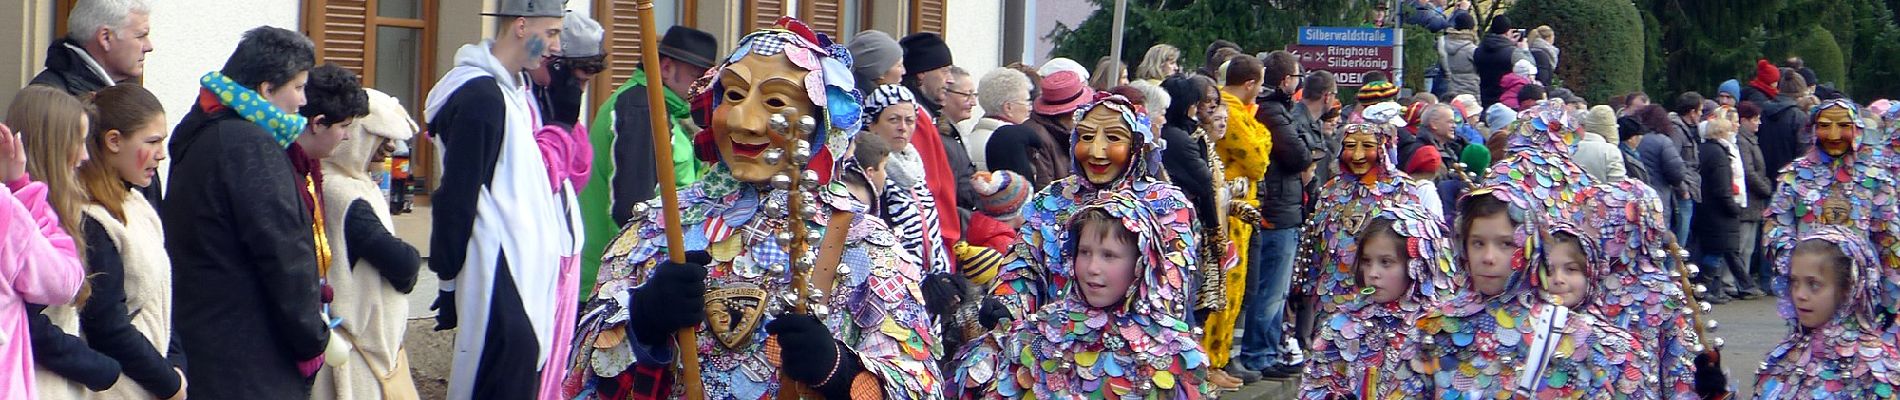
top-left (631, 0), bottom-right (702, 397)
top-left (768, 113), bottom-right (858, 399)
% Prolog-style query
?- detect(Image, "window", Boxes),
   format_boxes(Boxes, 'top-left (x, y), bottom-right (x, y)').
top-left (303, 0), bottom-right (435, 111)
top-left (590, 0), bottom-right (697, 113)
top-left (746, 0), bottom-right (789, 32)
top-left (909, 0), bottom-right (944, 35)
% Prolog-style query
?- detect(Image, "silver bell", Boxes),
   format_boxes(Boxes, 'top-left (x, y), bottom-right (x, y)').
top-left (775, 231), bottom-right (795, 248)
top-left (1712, 337), bottom-right (1725, 349)
top-left (1687, 263), bottom-right (1701, 275)
top-left (1694, 284), bottom-right (1708, 295)
top-left (835, 264), bottom-right (852, 276)
top-left (1705, 320), bottom-right (1719, 332)
top-left (1693, 343), bottom-right (1706, 353)
top-left (811, 304), bottom-right (831, 317)
top-left (1699, 302), bottom-right (1713, 313)
top-left (762, 148), bottom-right (786, 165)
top-left (770, 174), bottom-right (793, 190)
top-left (797, 254), bottom-right (817, 270)
top-left (800, 169), bottom-right (820, 185)
top-left (793, 142), bottom-right (814, 164)
top-left (768, 114), bottom-right (790, 132)
top-left (799, 204), bottom-right (820, 220)
top-left (797, 116), bottom-right (818, 135)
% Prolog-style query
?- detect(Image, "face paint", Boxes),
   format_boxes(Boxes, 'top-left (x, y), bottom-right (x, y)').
top-left (1816, 107), bottom-right (1859, 157)
top-left (712, 53), bottom-right (815, 184)
top-left (526, 36), bottom-right (548, 68)
top-left (1073, 107), bottom-right (1133, 186)
top-left (1341, 130), bottom-right (1381, 177)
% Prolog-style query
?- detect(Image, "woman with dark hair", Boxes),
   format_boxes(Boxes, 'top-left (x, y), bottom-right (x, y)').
top-left (1632, 104), bottom-right (1690, 221)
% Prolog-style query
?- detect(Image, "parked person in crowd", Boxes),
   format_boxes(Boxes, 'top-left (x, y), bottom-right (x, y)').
top-left (1299, 203), bottom-right (1456, 399)
top-left (1754, 229), bottom-right (1900, 398)
top-left (1438, 12), bottom-right (1481, 99)
top-left (861, 84), bottom-right (954, 274)
top-left (1294, 71), bottom-right (1339, 184)
top-left (966, 67), bottom-right (1033, 171)
top-left (951, 194), bottom-right (1212, 398)
top-left (1718, 79), bottom-right (1740, 107)
top-left (0, 107), bottom-right (87, 400)
top-left (1696, 114), bottom-right (1761, 302)
top-left (1616, 117), bottom-right (1652, 184)
top-left (162, 26), bottom-right (329, 399)
top-left (1574, 105), bottom-right (1626, 182)
top-left (526, 12), bottom-right (603, 127)
top-left (1498, 60), bottom-right (1535, 110)
top-left (313, 88), bottom-right (423, 399)
top-left (1400, 0), bottom-right (1470, 32)
top-left (1741, 60), bottom-right (1779, 104)
top-left (421, 1), bottom-right (571, 396)
top-left (848, 30), bottom-right (904, 94)
top-left (580, 26), bottom-right (715, 298)
top-left (1249, 56), bottom-right (1320, 376)
top-left (1090, 56), bottom-right (1130, 91)
top-left (1136, 44), bottom-right (1181, 85)
top-left (1526, 25), bottom-right (1559, 85)
top-left (1757, 68), bottom-right (1810, 176)
top-left (1735, 102), bottom-right (1775, 292)
top-left (1198, 40), bottom-right (1241, 79)
top-left (1212, 52), bottom-right (1276, 379)
top-left (1633, 105), bottom-right (1689, 223)
top-left (898, 32), bottom-right (968, 247)
top-left (36, 0), bottom-right (160, 208)
top-left (1668, 92), bottom-right (1706, 263)
top-left (990, 70), bottom-right (1088, 189)
top-left (12, 85), bottom-right (106, 400)
top-left (1473, 15), bottom-right (1521, 106)
top-left (938, 66), bottom-right (982, 211)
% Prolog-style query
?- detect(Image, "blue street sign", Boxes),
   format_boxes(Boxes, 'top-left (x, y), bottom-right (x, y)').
top-left (1297, 26), bottom-right (1399, 47)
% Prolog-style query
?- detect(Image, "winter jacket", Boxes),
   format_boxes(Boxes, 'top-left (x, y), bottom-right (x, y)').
top-left (1256, 89), bottom-right (1313, 229)
top-left (1498, 73), bottom-right (1532, 110)
top-left (31, 190), bottom-right (187, 400)
top-left (1527, 39), bottom-right (1559, 86)
top-left (1620, 142), bottom-right (1652, 185)
top-left (937, 116), bottom-right (982, 213)
top-left (993, 114), bottom-right (1071, 190)
top-left (912, 112), bottom-right (965, 245)
top-left (1695, 139), bottom-right (1743, 253)
top-left (965, 117), bottom-right (1010, 171)
top-left (1474, 33), bottom-right (1520, 106)
top-left (1438, 31), bottom-right (1481, 99)
top-left (1668, 118), bottom-right (1704, 202)
top-left (0, 177), bottom-right (86, 399)
top-left (1572, 132), bottom-right (1625, 183)
top-left (29, 39), bottom-right (164, 211)
top-left (1161, 121), bottom-right (1219, 230)
top-left (1757, 97), bottom-right (1808, 176)
top-left (1738, 131), bottom-right (1773, 222)
top-left (1636, 134), bottom-right (1689, 217)
top-left (1401, 1), bottom-right (1465, 32)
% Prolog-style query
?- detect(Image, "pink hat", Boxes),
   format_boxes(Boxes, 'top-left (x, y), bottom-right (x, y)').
top-left (1034, 71), bottom-right (1094, 116)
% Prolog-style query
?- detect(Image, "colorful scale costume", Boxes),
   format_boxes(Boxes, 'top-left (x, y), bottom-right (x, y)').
top-left (952, 193), bottom-right (1210, 399)
top-left (566, 20), bottom-right (942, 399)
top-left (1299, 201), bottom-right (1459, 400)
top-left (1577, 179), bottom-right (1702, 400)
top-left (1298, 102), bottom-right (1445, 312)
top-left (1763, 99), bottom-right (1900, 321)
top-left (1755, 228), bottom-right (1900, 399)
top-left (1481, 100), bottom-right (1596, 225)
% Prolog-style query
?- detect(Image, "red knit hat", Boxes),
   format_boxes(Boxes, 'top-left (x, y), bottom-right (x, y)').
top-left (1403, 145), bottom-right (1444, 175)
top-left (1750, 59), bottom-right (1780, 99)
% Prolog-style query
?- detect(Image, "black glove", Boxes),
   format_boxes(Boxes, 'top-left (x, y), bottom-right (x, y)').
top-left (768, 314), bottom-right (863, 399)
top-left (978, 297), bottom-right (1013, 331)
top-left (1693, 351), bottom-right (1730, 397)
top-left (429, 290), bottom-right (456, 331)
top-left (921, 273), bottom-right (966, 316)
top-left (630, 251), bottom-right (711, 346)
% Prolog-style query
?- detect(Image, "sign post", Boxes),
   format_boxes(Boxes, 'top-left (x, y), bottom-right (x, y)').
top-left (1293, 26), bottom-right (1403, 88)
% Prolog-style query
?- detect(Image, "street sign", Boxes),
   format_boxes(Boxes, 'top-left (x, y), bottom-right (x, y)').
top-left (1285, 44), bottom-right (1397, 88)
top-left (1297, 26), bottom-right (1399, 47)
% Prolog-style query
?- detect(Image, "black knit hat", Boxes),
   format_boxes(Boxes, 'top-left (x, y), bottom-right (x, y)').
top-left (1617, 116), bottom-right (1644, 139)
top-left (899, 33), bottom-right (954, 74)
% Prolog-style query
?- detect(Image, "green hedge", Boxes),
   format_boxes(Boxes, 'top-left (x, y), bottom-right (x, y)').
top-left (1783, 25), bottom-right (1848, 90)
top-left (1505, 0), bottom-right (1645, 104)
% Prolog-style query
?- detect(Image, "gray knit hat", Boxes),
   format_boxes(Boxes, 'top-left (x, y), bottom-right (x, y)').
top-left (560, 12), bottom-right (604, 58)
top-left (483, 0), bottom-right (563, 18)
top-left (849, 30), bottom-right (903, 94)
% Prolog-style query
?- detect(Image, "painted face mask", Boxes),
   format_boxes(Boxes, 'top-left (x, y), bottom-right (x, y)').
top-left (692, 18), bottom-right (863, 185)
top-left (1300, 105), bottom-right (1446, 311)
top-left (1067, 94), bottom-right (1162, 189)
top-left (1811, 100), bottom-right (1864, 158)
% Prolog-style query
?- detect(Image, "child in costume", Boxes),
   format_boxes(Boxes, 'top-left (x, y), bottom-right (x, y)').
top-left (1298, 102), bottom-right (1445, 316)
top-left (1299, 201), bottom-right (1457, 399)
top-left (1754, 228), bottom-right (1900, 399)
top-left (951, 193), bottom-right (1210, 398)
top-left (1577, 179), bottom-right (1707, 400)
top-left (567, 18), bottom-right (941, 400)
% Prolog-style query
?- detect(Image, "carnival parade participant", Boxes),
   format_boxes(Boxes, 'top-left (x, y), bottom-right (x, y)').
top-left (1763, 99), bottom-right (1900, 323)
top-left (1754, 228), bottom-right (1900, 399)
top-left (1297, 101), bottom-right (1444, 318)
top-left (1000, 94), bottom-right (1196, 318)
top-left (1578, 179), bottom-right (1706, 399)
top-left (421, 0), bottom-right (574, 396)
top-left (566, 17), bottom-right (941, 400)
top-left (1298, 201), bottom-right (1457, 399)
top-left (950, 193), bottom-right (1210, 398)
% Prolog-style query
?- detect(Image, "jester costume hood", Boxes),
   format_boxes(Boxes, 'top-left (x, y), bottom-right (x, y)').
top-left (1755, 228), bottom-right (1900, 399)
top-left (1480, 99), bottom-right (1596, 225)
top-left (951, 193), bottom-right (1209, 399)
top-left (1578, 179), bottom-right (1703, 399)
top-left (1299, 102), bottom-right (1444, 310)
top-left (1300, 201), bottom-right (1458, 400)
top-left (1764, 99), bottom-right (1900, 319)
top-left (568, 18), bottom-right (942, 399)
top-left (1006, 95), bottom-right (1197, 316)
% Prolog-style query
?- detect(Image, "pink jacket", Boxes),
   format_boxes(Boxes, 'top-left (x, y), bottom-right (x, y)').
top-left (1500, 73), bottom-right (1532, 110)
top-left (536, 123), bottom-right (594, 193)
top-left (0, 176), bottom-right (85, 399)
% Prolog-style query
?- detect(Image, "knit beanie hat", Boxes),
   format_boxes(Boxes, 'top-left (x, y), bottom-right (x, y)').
top-left (1617, 116), bottom-right (1644, 139)
top-left (973, 170), bottom-right (1031, 222)
top-left (1749, 59), bottom-right (1780, 98)
top-left (899, 33), bottom-right (955, 75)
top-left (1460, 142), bottom-right (1492, 171)
top-left (1484, 103), bottom-right (1517, 132)
top-left (1719, 79), bottom-right (1741, 102)
top-left (1586, 105), bottom-right (1617, 142)
top-left (1403, 144), bottom-right (1444, 175)
top-left (849, 30), bottom-right (903, 93)
top-left (1356, 80), bottom-right (1399, 104)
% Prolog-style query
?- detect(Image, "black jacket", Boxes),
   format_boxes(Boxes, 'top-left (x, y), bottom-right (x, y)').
top-left (938, 116), bottom-right (981, 212)
top-left (1160, 121), bottom-right (1218, 230)
top-left (993, 115), bottom-right (1071, 190)
top-left (1736, 132), bottom-right (1773, 222)
top-left (530, 63), bottom-right (587, 128)
top-left (1756, 97), bottom-right (1808, 177)
top-left (163, 105), bottom-right (327, 399)
top-left (1620, 143), bottom-right (1652, 186)
top-left (29, 215), bottom-right (189, 396)
top-left (1474, 34), bottom-right (1519, 106)
top-left (1694, 140), bottom-right (1743, 253)
top-left (1668, 118), bottom-right (1704, 202)
top-left (1255, 90), bottom-right (1313, 229)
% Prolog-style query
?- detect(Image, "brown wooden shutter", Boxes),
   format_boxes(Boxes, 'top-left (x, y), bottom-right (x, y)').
top-left (747, 0), bottom-right (787, 32)
top-left (303, 0), bottom-right (371, 76)
top-left (802, 0), bottom-right (845, 39)
top-left (596, 0), bottom-right (647, 98)
top-left (910, 0), bottom-right (945, 35)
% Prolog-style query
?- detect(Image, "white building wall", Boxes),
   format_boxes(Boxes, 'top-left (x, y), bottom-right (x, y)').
top-left (945, 0), bottom-right (1003, 74)
top-left (144, 0), bottom-right (302, 130)
top-left (1031, 0), bottom-right (1092, 64)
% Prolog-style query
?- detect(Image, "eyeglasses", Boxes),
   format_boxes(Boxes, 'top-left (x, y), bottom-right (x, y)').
top-left (945, 89), bottom-right (977, 98)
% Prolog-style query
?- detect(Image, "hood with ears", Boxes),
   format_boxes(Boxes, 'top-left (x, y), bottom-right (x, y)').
top-left (324, 88), bottom-right (416, 182)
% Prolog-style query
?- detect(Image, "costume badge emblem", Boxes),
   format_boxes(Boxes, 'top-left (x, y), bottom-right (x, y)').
top-left (705, 285), bottom-right (768, 349)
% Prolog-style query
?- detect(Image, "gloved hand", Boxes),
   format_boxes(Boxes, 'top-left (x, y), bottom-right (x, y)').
top-left (1693, 350), bottom-right (1730, 397)
top-left (768, 314), bottom-right (862, 399)
top-left (978, 297), bottom-right (1013, 331)
top-left (630, 251), bottom-right (712, 346)
top-left (429, 290), bottom-right (456, 331)
top-left (921, 273), bottom-right (966, 316)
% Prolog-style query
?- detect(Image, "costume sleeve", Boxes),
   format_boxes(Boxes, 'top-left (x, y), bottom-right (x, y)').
top-left (75, 218), bottom-right (183, 397)
top-left (223, 128), bottom-right (328, 361)
top-left (610, 87), bottom-right (659, 226)
top-left (1656, 284), bottom-right (1703, 400)
top-left (1296, 314), bottom-right (1353, 400)
top-left (838, 248), bottom-right (943, 399)
top-left (345, 200), bottom-right (422, 293)
top-left (26, 305), bottom-right (121, 390)
top-left (2, 179), bottom-right (84, 306)
top-left (428, 79), bottom-right (506, 283)
top-left (1874, 181), bottom-right (1900, 313)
